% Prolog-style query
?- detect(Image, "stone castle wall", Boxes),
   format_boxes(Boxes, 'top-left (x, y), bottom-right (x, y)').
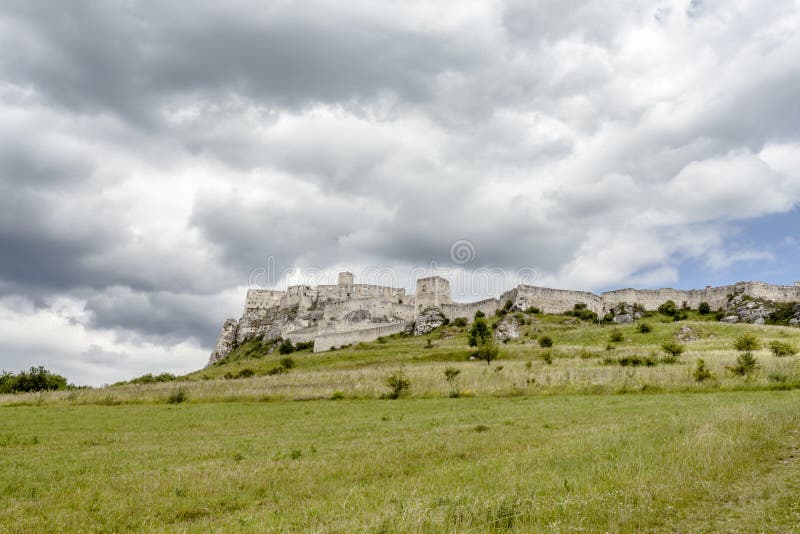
top-left (514, 285), bottom-right (605, 314)
top-left (312, 321), bottom-right (409, 352)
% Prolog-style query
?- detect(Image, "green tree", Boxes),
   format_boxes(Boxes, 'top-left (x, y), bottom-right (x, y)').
top-left (658, 300), bottom-right (678, 316)
top-left (468, 317), bottom-right (492, 347)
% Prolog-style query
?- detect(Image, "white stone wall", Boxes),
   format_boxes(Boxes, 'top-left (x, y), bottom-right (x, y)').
top-left (313, 321), bottom-right (409, 352)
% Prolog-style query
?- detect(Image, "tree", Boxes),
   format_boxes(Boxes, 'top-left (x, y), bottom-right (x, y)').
top-left (698, 302), bottom-right (711, 315)
top-left (730, 334), bottom-right (760, 376)
top-left (769, 340), bottom-right (798, 357)
top-left (0, 366), bottom-right (69, 394)
top-left (468, 317), bottom-right (492, 347)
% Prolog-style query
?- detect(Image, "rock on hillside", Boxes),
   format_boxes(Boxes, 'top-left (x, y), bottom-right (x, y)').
top-left (414, 307), bottom-right (447, 335)
top-left (495, 315), bottom-right (522, 343)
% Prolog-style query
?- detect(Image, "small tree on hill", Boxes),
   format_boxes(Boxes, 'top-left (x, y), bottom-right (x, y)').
top-left (729, 334), bottom-right (760, 376)
top-left (468, 317), bottom-right (492, 347)
top-left (698, 302), bottom-right (711, 315)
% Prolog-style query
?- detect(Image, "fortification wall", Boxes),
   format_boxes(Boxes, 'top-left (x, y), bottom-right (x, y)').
top-left (313, 321), bottom-right (409, 352)
top-left (320, 298), bottom-right (414, 322)
top-left (515, 285), bottom-right (604, 314)
top-left (245, 289), bottom-right (285, 310)
top-left (441, 298), bottom-right (501, 321)
top-left (601, 282), bottom-right (800, 311)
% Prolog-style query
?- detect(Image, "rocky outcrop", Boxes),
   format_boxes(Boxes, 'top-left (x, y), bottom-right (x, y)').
top-left (609, 303), bottom-right (643, 324)
top-left (413, 307), bottom-right (447, 335)
top-left (724, 295), bottom-right (774, 325)
top-left (207, 318), bottom-right (239, 366)
top-left (495, 315), bottom-right (522, 343)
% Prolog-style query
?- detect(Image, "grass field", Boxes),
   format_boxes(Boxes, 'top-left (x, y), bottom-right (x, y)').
top-left (2, 312), bottom-right (800, 531)
top-left (2, 393), bottom-right (799, 532)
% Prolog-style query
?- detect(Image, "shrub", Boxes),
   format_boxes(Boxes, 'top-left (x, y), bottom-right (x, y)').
top-left (541, 350), bottom-right (553, 365)
top-left (636, 322), bottom-right (652, 334)
top-left (609, 329), bottom-right (624, 343)
top-left (279, 356), bottom-right (295, 369)
top-left (672, 310), bottom-right (689, 322)
top-left (167, 387), bottom-right (187, 404)
top-left (769, 340), bottom-right (798, 357)
top-left (538, 335), bottom-right (554, 348)
top-left (266, 366), bottom-right (287, 376)
top-left (693, 359), bottom-right (712, 382)
top-left (734, 334), bottom-right (760, 352)
top-left (129, 372), bottom-right (177, 385)
top-left (661, 341), bottom-right (686, 359)
top-left (474, 310), bottom-right (485, 319)
top-left (452, 317), bottom-right (468, 327)
top-left (383, 369), bottom-right (411, 399)
top-left (444, 367), bottom-right (461, 382)
top-left (728, 352), bottom-right (758, 376)
top-left (278, 339), bottom-right (296, 355)
top-left (698, 302), bottom-right (711, 315)
top-left (768, 302), bottom-right (800, 325)
top-left (330, 391), bottom-right (345, 400)
top-left (525, 306), bottom-right (541, 314)
top-left (658, 300), bottom-right (678, 316)
top-left (0, 366), bottom-right (69, 394)
top-left (294, 341), bottom-right (314, 351)
top-left (603, 355), bottom-right (655, 367)
top-left (564, 303), bottom-right (598, 322)
top-left (224, 368), bottom-right (255, 379)
top-left (425, 339), bottom-right (434, 349)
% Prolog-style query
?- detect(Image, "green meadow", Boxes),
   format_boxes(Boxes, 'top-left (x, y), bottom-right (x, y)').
top-left (2, 312), bottom-right (800, 532)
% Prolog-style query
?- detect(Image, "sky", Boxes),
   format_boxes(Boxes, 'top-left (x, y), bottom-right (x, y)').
top-left (1, 0), bottom-right (800, 385)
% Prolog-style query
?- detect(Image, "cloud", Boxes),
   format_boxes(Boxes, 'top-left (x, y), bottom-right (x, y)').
top-left (1, 0), bottom-right (800, 384)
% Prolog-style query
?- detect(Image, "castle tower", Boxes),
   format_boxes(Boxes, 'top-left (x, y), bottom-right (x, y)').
top-left (415, 276), bottom-right (452, 312)
top-left (338, 271), bottom-right (354, 290)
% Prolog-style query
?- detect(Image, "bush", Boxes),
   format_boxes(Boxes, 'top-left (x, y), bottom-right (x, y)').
top-left (224, 368), bottom-right (255, 380)
top-left (734, 334), bottom-right (761, 353)
top-left (541, 350), bottom-right (553, 365)
top-left (768, 302), bottom-right (800, 325)
top-left (661, 341), bottom-right (686, 359)
top-left (603, 355), bottom-right (656, 367)
top-left (609, 329), bottom-right (624, 343)
top-left (266, 366), bottom-right (287, 376)
top-left (167, 387), bottom-right (187, 404)
top-left (698, 302), bottom-right (711, 315)
top-left (294, 341), bottom-right (314, 351)
top-left (128, 372), bottom-right (177, 385)
top-left (636, 322), bottom-right (652, 334)
top-left (672, 310), bottom-right (688, 322)
top-left (538, 335), bottom-right (554, 348)
top-left (564, 303), bottom-right (598, 322)
top-left (444, 367), bottom-right (460, 382)
top-left (383, 369), bottom-right (411, 399)
top-left (278, 339), bottom-right (296, 355)
top-left (474, 310), bottom-right (485, 319)
top-left (728, 352), bottom-right (758, 376)
top-left (658, 300), bottom-right (678, 316)
top-left (279, 356), bottom-right (295, 369)
top-left (330, 391), bottom-right (345, 400)
top-left (452, 317), bottom-right (468, 327)
top-left (693, 359), bottom-right (712, 382)
top-left (769, 340), bottom-right (798, 357)
top-left (525, 306), bottom-right (541, 314)
top-left (0, 366), bottom-right (69, 394)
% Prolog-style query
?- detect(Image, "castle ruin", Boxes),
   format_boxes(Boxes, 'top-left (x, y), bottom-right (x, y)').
top-left (208, 274), bottom-right (800, 365)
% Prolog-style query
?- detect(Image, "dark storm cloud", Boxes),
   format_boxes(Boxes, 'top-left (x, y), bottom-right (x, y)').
top-left (1, 1), bottom-right (475, 123)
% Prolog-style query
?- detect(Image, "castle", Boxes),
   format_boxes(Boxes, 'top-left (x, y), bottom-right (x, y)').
top-left (208, 274), bottom-right (800, 365)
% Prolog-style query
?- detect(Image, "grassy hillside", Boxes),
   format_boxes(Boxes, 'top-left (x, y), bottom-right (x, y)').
top-left (3, 310), bottom-right (799, 406)
top-left (2, 393), bottom-right (799, 532)
top-left (2, 311), bottom-right (800, 531)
